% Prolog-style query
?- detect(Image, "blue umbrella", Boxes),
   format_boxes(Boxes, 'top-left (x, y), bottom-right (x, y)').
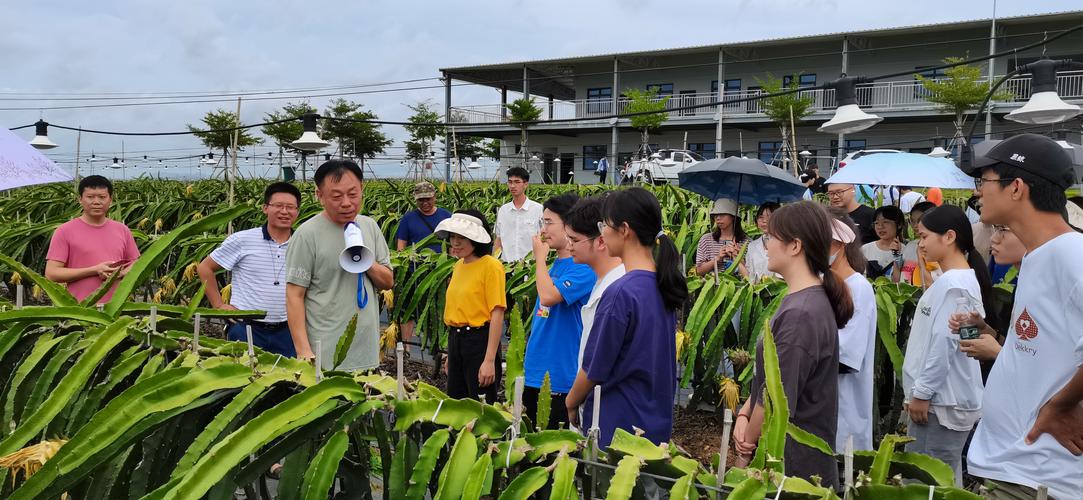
top-left (677, 156), bottom-right (807, 205)
top-left (825, 152), bottom-right (974, 189)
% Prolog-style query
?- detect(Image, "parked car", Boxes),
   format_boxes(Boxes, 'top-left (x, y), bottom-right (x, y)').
top-left (835, 149), bottom-right (901, 172)
top-left (621, 149), bottom-right (705, 184)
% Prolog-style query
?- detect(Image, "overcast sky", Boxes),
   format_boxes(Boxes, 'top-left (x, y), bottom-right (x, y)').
top-left (3, 0), bottom-right (1079, 178)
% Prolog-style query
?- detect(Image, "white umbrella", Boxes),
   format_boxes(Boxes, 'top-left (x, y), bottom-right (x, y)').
top-left (0, 127), bottom-right (73, 190)
top-left (825, 152), bottom-right (973, 189)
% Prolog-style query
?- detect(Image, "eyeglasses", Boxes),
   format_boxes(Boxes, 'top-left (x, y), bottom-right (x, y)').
top-left (826, 187), bottom-right (854, 198)
top-left (974, 177), bottom-right (1017, 189)
top-left (266, 203), bottom-right (298, 212)
top-left (568, 235), bottom-right (597, 246)
top-left (541, 218), bottom-right (562, 227)
top-left (507, 179), bottom-right (526, 185)
top-left (992, 225), bottom-right (1012, 236)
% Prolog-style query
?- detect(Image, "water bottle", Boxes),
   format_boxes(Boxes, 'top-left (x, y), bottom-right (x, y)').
top-left (721, 240), bottom-right (734, 270)
top-left (954, 297), bottom-right (981, 340)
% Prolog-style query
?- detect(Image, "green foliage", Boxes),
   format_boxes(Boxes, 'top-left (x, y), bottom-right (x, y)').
top-left (504, 302), bottom-right (526, 395)
top-left (755, 73), bottom-right (815, 126)
top-left (505, 97), bottom-right (543, 123)
top-left (404, 100), bottom-right (445, 160)
top-left (916, 57), bottom-right (1015, 118)
top-left (261, 101), bottom-right (317, 150)
top-left (321, 98), bottom-right (392, 158)
top-left (186, 108), bottom-right (263, 154)
top-left (623, 87), bottom-right (670, 135)
top-left (536, 371), bottom-right (551, 431)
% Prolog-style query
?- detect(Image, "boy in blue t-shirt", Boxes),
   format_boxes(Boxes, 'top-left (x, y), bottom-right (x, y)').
top-left (522, 193), bottom-right (596, 429)
top-left (395, 181), bottom-right (451, 253)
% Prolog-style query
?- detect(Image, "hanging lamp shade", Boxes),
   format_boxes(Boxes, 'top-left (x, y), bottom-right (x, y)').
top-left (928, 146), bottom-right (952, 158)
top-left (291, 113), bottom-right (328, 151)
top-left (110, 157), bottom-right (121, 168)
top-left (1006, 60), bottom-right (1083, 125)
top-left (29, 120), bottom-right (57, 150)
top-left (818, 77), bottom-right (883, 134)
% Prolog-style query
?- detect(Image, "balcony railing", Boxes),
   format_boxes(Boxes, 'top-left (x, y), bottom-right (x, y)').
top-left (448, 71), bottom-right (1083, 125)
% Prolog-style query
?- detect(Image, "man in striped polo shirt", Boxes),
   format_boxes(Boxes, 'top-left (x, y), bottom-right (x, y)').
top-left (197, 182), bottom-right (302, 357)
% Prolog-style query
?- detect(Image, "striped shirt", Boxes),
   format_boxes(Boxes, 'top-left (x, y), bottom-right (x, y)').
top-left (209, 225), bottom-right (289, 322)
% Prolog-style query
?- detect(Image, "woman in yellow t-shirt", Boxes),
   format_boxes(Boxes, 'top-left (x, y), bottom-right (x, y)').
top-left (435, 210), bottom-right (507, 402)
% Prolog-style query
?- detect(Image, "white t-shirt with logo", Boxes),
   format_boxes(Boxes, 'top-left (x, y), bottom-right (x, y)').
top-left (967, 232), bottom-right (1083, 499)
top-left (837, 272), bottom-right (877, 451)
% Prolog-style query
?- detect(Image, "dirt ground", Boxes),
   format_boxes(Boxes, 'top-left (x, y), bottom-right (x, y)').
top-left (670, 406), bottom-right (738, 467)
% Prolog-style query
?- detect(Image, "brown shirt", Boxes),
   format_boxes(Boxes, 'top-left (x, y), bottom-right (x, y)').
top-left (749, 285), bottom-right (840, 488)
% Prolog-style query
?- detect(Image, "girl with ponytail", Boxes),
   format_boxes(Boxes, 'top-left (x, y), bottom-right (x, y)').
top-left (733, 201), bottom-right (851, 489)
top-left (902, 204), bottom-right (990, 486)
top-left (565, 187), bottom-right (688, 447)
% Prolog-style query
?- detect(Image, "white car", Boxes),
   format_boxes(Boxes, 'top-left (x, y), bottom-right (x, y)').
top-left (835, 149), bottom-right (901, 172)
top-left (622, 149), bottom-right (705, 184)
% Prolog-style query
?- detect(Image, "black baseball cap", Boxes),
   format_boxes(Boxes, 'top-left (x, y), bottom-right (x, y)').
top-left (962, 133), bottom-right (1076, 189)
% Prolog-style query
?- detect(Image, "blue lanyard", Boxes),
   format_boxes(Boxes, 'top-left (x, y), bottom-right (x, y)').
top-left (356, 273), bottom-right (368, 309)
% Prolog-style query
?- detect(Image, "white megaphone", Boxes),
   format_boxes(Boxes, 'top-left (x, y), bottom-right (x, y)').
top-left (339, 222), bottom-right (375, 273)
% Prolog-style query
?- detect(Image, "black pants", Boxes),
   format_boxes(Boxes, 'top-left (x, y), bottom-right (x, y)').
top-left (521, 385), bottom-right (569, 431)
top-left (598, 170), bottom-right (608, 184)
top-left (446, 325), bottom-right (501, 403)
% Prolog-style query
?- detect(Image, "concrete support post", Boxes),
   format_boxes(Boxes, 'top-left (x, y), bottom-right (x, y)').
top-left (715, 47), bottom-right (725, 158)
top-left (444, 73), bottom-right (452, 182)
top-left (610, 57), bottom-right (620, 185)
top-left (836, 37), bottom-right (850, 169)
top-left (985, 3), bottom-right (998, 140)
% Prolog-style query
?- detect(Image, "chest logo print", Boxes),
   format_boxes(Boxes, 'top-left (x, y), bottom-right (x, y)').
top-left (1014, 308), bottom-right (1039, 341)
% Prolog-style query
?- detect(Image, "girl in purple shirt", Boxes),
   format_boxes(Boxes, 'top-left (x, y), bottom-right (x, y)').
top-left (565, 187), bottom-right (688, 447)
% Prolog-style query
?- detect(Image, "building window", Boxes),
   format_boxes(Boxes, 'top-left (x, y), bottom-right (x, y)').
top-left (646, 83), bottom-right (674, 96)
top-left (688, 143), bottom-right (716, 158)
top-left (759, 141), bottom-right (783, 164)
top-left (830, 139), bottom-right (867, 154)
top-left (587, 87), bottom-right (612, 114)
top-left (783, 74), bottom-right (817, 88)
top-left (583, 145), bottom-right (607, 171)
top-left (913, 66), bottom-right (947, 99)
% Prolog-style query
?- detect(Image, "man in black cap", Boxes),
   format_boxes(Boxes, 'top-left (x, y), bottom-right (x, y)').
top-left (961, 133), bottom-right (1083, 499)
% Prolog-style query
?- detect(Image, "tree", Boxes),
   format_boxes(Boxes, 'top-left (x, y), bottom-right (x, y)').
top-left (484, 139), bottom-right (501, 160)
top-left (404, 101), bottom-right (445, 161)
top-left (321, 98), bottom-right (392, 159)
top-left (916, 57), bottom-right (1013, 148)
top-left (187, 109), bottom-right (263, 167)
top-left (505, 98), bottom-right (543, 165)
top-left (261, 101), bottom-right (317, 151)
top-left (757, 74), bottom-right (814, 175)
top-left (623, 88), bottom-right (670, 154)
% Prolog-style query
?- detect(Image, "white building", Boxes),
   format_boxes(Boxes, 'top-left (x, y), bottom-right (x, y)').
top-left (438, 10), bottom-right (1083, 184)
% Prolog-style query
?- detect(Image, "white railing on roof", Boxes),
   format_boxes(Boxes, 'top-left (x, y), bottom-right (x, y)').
top-left (448, 71), bottom-right (1083, 125)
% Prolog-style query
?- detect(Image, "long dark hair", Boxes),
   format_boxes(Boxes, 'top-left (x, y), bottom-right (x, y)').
top-left (768, 201), bottom-right (854, 327)
top-left (602, 188), bottom-right (688, 311)
top-left (711, 214), bottom-right (748, 244)
top-left (919, 205), bottom-right (994, 321)
top-left (828, 207), bottom-right (867, 273)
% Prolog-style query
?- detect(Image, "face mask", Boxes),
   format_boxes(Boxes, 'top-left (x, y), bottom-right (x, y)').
top-left (829, 248), bottom-right (842, 266)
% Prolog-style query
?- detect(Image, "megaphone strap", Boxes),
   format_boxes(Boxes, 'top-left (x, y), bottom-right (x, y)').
top-left (356, 272), bottom-right (368, 309)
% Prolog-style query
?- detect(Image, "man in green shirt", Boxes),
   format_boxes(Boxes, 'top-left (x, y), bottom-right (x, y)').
top-left (285, 160), bottom-right (393, 370)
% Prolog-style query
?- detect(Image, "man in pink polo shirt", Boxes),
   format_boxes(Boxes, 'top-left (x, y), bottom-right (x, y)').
top-left (45, 175), bottom-right (140, 302)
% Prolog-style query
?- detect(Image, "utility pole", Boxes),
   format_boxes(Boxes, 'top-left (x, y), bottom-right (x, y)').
top-left (73, 128), bottom-right (82, 187)
top-left (985, 0), bottom-right (998, 140)
top-left (228, 96), bottom-right (241, 235)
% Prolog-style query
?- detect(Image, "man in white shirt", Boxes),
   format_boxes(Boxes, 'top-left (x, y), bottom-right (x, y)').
top-left (898, 186), bottom-right (926, 215)
top-left (962, 134), bottom-right (1083, 500)
top-left (197, 182), bottom-right (301, 357)
top-left (493, 166), bottom-right (544, 262)
top-left (562, 196), bottom-right (626, 366)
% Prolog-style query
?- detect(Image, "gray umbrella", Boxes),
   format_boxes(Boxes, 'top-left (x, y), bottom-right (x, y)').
top-left (677, 156), bottom-right (808, 205)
